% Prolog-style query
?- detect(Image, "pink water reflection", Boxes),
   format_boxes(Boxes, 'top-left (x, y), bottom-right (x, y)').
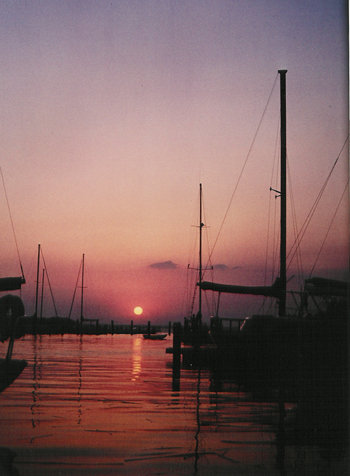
top-left (0, 334), bottom-right (346, 475)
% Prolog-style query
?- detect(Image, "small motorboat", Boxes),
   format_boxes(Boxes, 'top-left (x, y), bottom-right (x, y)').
top-left (143, 333), bottom-right (167, 340)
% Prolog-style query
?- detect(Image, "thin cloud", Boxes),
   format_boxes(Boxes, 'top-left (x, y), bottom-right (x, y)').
top-left (213, 264), bottom-right (228, 271)
top-left (212, 264), bottom-right (243, 271)
top-left (149, 260), bottom-right (178, 269)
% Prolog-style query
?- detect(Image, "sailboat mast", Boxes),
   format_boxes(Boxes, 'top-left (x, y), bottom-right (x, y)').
top-left (198, 183), bottom-right (203, 323)
top-left (40, 268), bottom-right (45, 322)
top-left (80, 253), bottom-right (84, 327)
top-left (34, 244), bottom-right (40, 319)
top-left (278, 69), bottom-right (287, 317)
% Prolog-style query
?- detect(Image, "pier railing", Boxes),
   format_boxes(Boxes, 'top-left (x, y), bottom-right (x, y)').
top-left (11, 316), bottom-right (171, 337)
top-left (210, 316), bottom-right (245, 332)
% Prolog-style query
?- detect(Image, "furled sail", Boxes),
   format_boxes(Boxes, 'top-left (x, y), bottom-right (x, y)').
top-left (199, 277), bottom-right (282, 298)
top-left (304, 277), bottom-right (349, 298)
top-left (0, 277), bottom-right (26, 292)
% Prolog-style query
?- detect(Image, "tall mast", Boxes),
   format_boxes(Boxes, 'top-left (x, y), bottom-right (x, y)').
top-left (80, 253), bottom-right (85, 328)
top-left (278, 70), bottom-right (287, 317)
top-left (198, 183), bottom-right (203, 324)
top-left (34, 244), bottom-right (40, 319)
top-left (40, 268), bottom-right (45, 322)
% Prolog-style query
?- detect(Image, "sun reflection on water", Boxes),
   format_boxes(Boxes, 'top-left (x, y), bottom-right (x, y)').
top-left (0, 334), bottom-right (345, 475)
top-left (131, 336), bottom-right (142, 381)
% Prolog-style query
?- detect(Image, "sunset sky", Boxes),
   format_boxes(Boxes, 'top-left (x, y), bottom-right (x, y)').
top-left (0, 0), bottom-right (348, 323)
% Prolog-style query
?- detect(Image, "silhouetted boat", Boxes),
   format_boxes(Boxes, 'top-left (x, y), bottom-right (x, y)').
top-left (182, 184), bottom-right (213, 348)
top-left (200, 70), bottom-right (289, 336)
top-left (197, 71), bottom-right (348, 392)
top-left (0, 279), bottom-right (27, 393)
top-left (0, 172), bottom-right (28, 392)
top-left (143, 333), bottom-right (167, 340)
top-left (0, 357), bottom-right (27, 394)
top-left (68, 254), bottom-right (100, 333)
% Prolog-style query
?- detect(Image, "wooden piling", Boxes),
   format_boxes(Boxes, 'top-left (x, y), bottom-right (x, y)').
top-left (172, 322), bottom-right (181, 380)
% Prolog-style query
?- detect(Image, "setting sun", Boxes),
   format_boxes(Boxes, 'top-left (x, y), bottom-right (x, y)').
top-left (134, 306), bottom-right (143, 315)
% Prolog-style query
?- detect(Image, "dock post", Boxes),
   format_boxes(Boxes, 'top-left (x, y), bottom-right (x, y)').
top-left (131, 320), bottom-right (133, 335)
top-left (172, 322), bottom-right (181, 391)
top-left (173, 322), bottom-right (181, 379)
top-left (147, 321), bottom-right (151, 337)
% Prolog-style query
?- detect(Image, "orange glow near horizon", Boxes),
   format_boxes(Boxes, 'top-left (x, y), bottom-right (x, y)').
top-left (0, 2), bottom-right (347, 325)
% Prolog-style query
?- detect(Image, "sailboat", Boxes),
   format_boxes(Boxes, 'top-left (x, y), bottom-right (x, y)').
top-left (0, 276), bottom-right (27, 393)
top-left (68, 253), bottom-right (86, 330)
top-left (69, 254), bottom-right (99, 334)
top-left (197, 71), bottom-right (348, 388)
top-left (182, 184), bottom-right (215, 347)
top-left (0, 170), bottom-right (27, 392)
top-left (200, 70), bottom-right (288, 319)
top-left (169, 183), bottom-right (217, 370)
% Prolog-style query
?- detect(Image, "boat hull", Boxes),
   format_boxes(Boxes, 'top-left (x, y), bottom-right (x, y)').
top-left (143, 334), bottom-right (167, 340)
top-left (0, 358), bottom-right (27, 393)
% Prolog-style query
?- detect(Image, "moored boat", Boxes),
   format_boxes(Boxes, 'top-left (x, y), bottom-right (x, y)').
top-left (196, 71), bottom-right (348, 394)
top-left (0, 280), bottom-right (27, 393)
top-left (143, 333), bottom-right (167, 340)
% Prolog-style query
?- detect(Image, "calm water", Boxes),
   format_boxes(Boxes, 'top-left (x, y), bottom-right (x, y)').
top-left (0, 334), bottom-right (348, 475)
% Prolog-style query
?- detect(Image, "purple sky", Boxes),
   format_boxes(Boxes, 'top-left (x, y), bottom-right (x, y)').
top-left (0, 1), bottom-right (348, 323)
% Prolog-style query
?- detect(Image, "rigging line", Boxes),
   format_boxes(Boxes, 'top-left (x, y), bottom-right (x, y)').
top-left (287, 134), bottom-right (349, 262)
top-left (187, 260), bottom-right (199, 318)
top-left (0, 167), bottom-right (25, 278)
top-left (181, 265), bottom-right (189, 318)
top-left (182, 266), bottom-right (189, 318)
top-left (264, 115), bottom-right (280, 287)
top-left (40, 248), bottom-right (59, 317)
top-left (203, 289), bottom-right (214, 318)
top-left (200, 193), bottom-right (218, 314)
top-left (270, 137), bottom-right (280, 283)
top-left (257, 296), bottom-right (273, 316)
top-left (272, 228), bottom-right (280, 282)
top-left (263, 192), bottom-right (272, 287)
top-left (206, 73), bottom-right (279, 269)
top-left (287, 158), bottom-right (304, 285)
top-left (287, 135), bottom-right (349, 269)
top-left (186, 264), bottom-right (195, 318)
top-left (68, 259), bottom-right (82, 319)
top-left (273, 144), bottom-right (281, 279)
top-left (190, 285), bottom-right (197, 317)
top-left (201, 193), bottom-right (213, 280)
top-left (189, 194), bottom-right (200, 256)
top-left (309, 178), bottom-right (349, 278)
